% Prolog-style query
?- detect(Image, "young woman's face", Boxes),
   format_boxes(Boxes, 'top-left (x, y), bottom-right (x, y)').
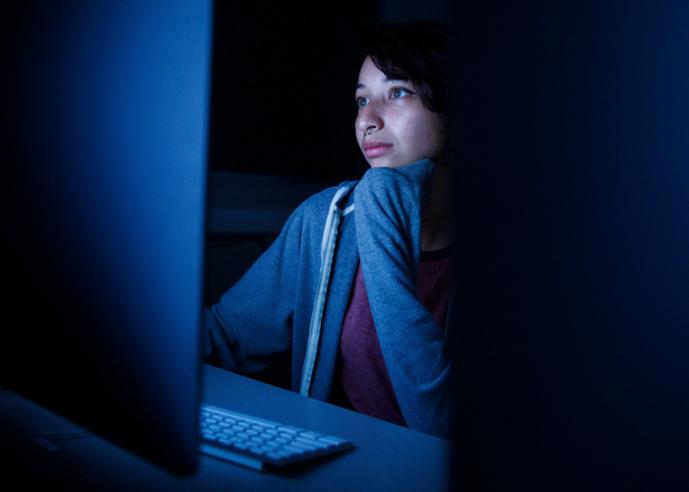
top-left (354, 56), bottom-right (446, 169)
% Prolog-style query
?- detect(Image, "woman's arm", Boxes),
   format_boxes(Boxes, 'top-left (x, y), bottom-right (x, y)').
top-left (202, 202), bottom-right (308, 374)
top-left (354, 159), bottom-right (452, 438)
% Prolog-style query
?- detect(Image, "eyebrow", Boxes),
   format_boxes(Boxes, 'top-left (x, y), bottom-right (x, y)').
top-left (355, 78), bottom-right (409, 90)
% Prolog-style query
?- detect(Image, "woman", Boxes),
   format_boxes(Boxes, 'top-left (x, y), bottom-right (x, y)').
top-left (204, 21), bottom-right (453, 439)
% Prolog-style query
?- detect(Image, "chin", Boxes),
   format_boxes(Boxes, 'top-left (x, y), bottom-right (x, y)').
top-left (367, 157), bottom-right (404, 169)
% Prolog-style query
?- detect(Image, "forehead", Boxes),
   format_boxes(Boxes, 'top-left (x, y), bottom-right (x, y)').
top-left (356, 56), bottom-right (406, 90)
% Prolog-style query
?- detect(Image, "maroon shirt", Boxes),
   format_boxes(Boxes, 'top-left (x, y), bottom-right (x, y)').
top-left (330, 246), bottom-right (454, 426)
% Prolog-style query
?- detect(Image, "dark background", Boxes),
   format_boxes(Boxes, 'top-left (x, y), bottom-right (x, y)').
top-left (207, 0), bottom-right (449, 183)
top-left (208, 1), bottom-right (374, 182)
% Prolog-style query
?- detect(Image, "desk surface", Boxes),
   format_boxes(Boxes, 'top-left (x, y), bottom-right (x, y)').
top-left (1, 364), bottom-right (451, 491)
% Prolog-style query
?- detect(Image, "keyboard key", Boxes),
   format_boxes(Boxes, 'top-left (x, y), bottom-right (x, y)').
top-left (299, 431), bottom-right (323, 439)
top-left (318, 435), bottom-right (350, 446)
top-left (282, 444), bottom-right (314, 456)
top-left (201, 431), bottom-right (217, 441)
top-left (294, 436), bottom-right (331, 449)
top-left (276, 425), bottom-right (301, 434)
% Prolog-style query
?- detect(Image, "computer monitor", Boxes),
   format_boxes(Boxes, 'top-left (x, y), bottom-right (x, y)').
top-left (4, 1), bottom-right (213, 475)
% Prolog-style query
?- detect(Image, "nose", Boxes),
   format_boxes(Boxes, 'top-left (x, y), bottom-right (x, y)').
top-left (356, 102), bottom-right (384, 137)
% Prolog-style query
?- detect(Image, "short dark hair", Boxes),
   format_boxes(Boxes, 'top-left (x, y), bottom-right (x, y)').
top-left (361, 21), bottom-right (449, 114)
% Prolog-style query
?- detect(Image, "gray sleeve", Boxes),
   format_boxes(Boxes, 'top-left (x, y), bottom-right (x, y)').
top-left (202, 204), bottom-right (307, 375)
top-left (354, 159), bottom-right (452, 438)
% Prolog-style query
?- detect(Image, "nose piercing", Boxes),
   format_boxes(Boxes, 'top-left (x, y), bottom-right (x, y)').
top-left (366, 127), bottom-right (374, 136)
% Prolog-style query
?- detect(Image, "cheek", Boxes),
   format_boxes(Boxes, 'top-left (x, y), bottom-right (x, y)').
top-left (402, 119), bottom-right (439, 154)
top-left (416, 115), bottom-right (445, 153)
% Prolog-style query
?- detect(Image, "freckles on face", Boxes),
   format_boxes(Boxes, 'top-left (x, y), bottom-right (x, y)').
top-left (354, 56), bottom-right (446, 168)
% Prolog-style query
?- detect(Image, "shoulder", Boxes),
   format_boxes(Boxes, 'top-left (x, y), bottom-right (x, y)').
top-left (274, 181), bottom-right (359, 255)
top-left (293, 180), bottom-right (359, 219)
top-left (356, 159), bottom-right (435, 196)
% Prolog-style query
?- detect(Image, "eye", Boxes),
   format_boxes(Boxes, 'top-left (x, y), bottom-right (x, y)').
top-left (355, 96), bottom-right (368, 109)
top-left (390, 87), bottom-right (415, 99)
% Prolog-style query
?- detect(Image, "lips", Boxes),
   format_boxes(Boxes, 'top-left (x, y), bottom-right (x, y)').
top-left (363, 140), bottom-right (394, 159)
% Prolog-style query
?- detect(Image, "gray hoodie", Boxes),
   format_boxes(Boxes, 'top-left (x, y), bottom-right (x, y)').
top-left (204, 159), bottom-right (454, 438)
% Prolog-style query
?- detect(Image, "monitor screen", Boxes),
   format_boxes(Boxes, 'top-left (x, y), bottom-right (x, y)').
top-left (4, 0), bottom-right (214, 475)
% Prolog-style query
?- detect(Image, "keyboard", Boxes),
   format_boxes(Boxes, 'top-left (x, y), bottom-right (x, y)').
top-left (199, 404), bottom-right (353, 471)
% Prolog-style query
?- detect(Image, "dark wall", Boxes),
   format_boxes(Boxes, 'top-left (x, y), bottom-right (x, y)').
top-left (208, 1), bottom-right (377, 183)
top-left (378, 0), bottom-right (448, 23)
